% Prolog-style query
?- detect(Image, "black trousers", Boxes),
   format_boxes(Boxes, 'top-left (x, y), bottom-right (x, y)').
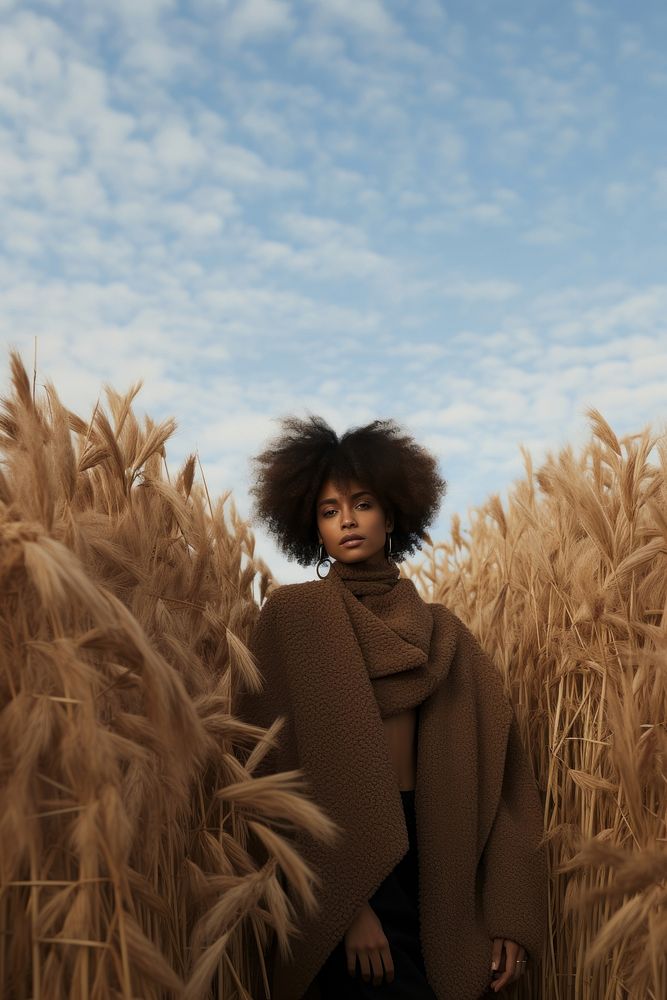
top-left (316, 789), bottom-right (438, 999)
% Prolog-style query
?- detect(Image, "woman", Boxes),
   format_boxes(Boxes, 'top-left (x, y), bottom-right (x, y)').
top-left (239, 416), bottom-right (548, 1000)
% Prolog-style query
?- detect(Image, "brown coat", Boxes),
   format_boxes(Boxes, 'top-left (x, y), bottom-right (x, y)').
top-left (237, 558), bottom-right (548, 1000)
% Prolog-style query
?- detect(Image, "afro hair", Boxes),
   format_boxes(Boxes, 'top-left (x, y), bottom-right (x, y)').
top-left (249, 415), bottom-right (447, 565)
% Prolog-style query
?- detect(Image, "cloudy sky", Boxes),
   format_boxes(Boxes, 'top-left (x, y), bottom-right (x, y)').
top-left (2, 0), bottom-right (666, 583)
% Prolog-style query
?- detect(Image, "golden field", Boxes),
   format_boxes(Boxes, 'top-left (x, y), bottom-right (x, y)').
top-left (1, 352), bottom-right (665, 999)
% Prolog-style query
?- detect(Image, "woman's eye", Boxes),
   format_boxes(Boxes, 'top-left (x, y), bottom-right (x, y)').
top-left (322, 501), bottom-right (370, 517)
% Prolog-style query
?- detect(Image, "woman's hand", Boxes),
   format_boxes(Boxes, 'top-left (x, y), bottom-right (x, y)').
top-left (489, 938), bottom-right (526, 992)
top-left (344, 901), bottom-right (395, 987)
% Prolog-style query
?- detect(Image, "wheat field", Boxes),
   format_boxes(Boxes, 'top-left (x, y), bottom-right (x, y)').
top-left (0, 353), bottom-right (338, 1000)
top-left (1, 351), bottom-right (665, 999)
top-left (405, 414), bottom-right (667, 1000)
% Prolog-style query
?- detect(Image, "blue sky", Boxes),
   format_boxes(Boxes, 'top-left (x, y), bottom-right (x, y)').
top-left (1, 0), bottom-right (666, 582)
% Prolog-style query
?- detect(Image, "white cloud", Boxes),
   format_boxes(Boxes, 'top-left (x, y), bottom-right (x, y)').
top-left (439, 127), bottom-right (466, 165)
top-left (618, 25), bottom-right (644, 60)
top-left (462, 96), bottom-right (515, 128)
top-left (431, 402), bottom-right (487, 427)
top-left (154, 122), bottom-right (206, 171)
top-left (160, 203), bottom-right (224, 237)
top-left (654, 168), bottom-right (667, 201)
top-left (274, 212), bottom-right (398, 281)
top-left (197, 412), bottom-right (276, 452)
top-left (585, 287), bottom-right (667, 335)
top-left (122, 39), bottom-right (197, 79)
top-left (58, 168), bottom-right (109, 212)
top-left (604, 180), bottom-right (636, 211)
top-left (523, 199), bottom-right (588, 245)
top-left (315, 0), bottom-right (401, 37)
top-left (63, 60), bottom-right (109, 116)
top-left (226, 0), bottom-right (294, 43)
top-left (386, 341), bottom-right (447, 362)
top-left (240, 108), bottom-right (292, 149)
top-left (572, 1), bottom-right (600, 17)
top-left (115, 0), bottom-right (177, 24)
top-left (25, 125), bottom-right (78, 165)
top-left (420, 432), bottom-right (471, 457)
top-left (215, 143), bottom-right (305, 188)
top-left (281, 213), bottom-right (366, 245)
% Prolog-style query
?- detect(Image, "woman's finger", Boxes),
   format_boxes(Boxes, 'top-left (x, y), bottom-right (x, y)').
top-left (381, 944), bottom-right (395, 985)
top-left (369, 949), bottom-right (386, 987)
top-left (490, 937), bottom-right (503, 975)
top-left (491, 939), bottom-right (517, 992)
top-left (511, 945), bottom-right (526, 983)
top-left (506, 939), bottom-right (521, 983)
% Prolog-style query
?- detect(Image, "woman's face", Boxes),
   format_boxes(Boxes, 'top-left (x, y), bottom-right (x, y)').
top-left (316, 477), bottom-right (393, 566)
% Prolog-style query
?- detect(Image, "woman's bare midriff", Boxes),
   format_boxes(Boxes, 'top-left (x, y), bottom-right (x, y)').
top-left (382, 706), bottom-right (418, 791)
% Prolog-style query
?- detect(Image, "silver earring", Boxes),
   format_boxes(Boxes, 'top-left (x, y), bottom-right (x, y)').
top-left (316, 542), bottom-right (331, 578)
top-left (386, 532), bottom-right (393, 560)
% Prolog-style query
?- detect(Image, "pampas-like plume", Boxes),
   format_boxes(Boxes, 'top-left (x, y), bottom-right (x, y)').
top-left (0, 352), bottom-right (336, 999)
top-left (405, 407), bottom-right (667, 1000)
top-left (4, 349), bottom-right (666, 1000)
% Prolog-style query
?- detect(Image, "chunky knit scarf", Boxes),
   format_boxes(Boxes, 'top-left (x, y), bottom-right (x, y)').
top-left (239, 557), bottom-right (548, 1000)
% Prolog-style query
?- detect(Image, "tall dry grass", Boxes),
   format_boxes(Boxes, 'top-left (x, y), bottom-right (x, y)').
top-left (2, 347), bottom-right (665, 999)
top-left (406, 411), bottom-right (667, 1000)
top-left (0, 352), bottom-right (337, 999)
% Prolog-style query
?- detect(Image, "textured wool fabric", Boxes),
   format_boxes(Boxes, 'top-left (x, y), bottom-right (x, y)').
top-left (237, 557), bottom-right (548, 1000)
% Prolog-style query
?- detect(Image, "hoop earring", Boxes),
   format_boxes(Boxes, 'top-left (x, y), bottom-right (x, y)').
top-left (316, 543), bottom-right (331, 579)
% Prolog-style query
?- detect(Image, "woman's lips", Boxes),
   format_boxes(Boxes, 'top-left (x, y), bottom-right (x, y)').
top-left (341, 538), bottom-right (364, 547)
